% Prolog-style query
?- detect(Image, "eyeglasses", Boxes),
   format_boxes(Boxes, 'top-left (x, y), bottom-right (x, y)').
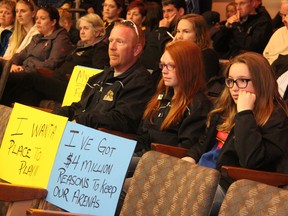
top-left (159, 63), bottom-right (176, 71)
top-left (225, 78), bottom-right (251, 89)
top-left (120, 20), bottom-right (139, 42)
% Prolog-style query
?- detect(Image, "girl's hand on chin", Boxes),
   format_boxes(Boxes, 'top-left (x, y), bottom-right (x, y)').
top-left (237, 90), bottom-right (256, 112)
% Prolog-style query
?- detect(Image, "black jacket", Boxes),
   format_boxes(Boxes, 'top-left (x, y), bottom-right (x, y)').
top-left (140, 26), bottom-right (173, 71)
top-left (188, 106), bottom-right (288, 191)
top-left (53, 61), bottom-right (155, 133)
top-left (53, 37), bottom-right (109, 81)
top-left (135, 90), bottom-right (212, 154)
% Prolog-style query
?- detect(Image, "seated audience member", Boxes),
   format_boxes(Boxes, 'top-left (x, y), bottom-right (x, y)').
top-left (142, 1), bottom-right (162, 33)
top-left (253, 0), bottom-right (271, 20)
top-left (1, 13), bottom-right (109, 107)
top-left (209, 2), bottom-right (236, 39)
top-left (263, 0), bottom-right (288, 65)
top-left (202, 10), bottom-right (220, 38)
top-left (263, 0), bottom-right (288, 101)
top-left (36, 0), bottom-right (72, 9)
top-left (183, 52), bottom-right (288, 214)
top-left (131, 40), bottom-right (212, 175)
top-left (126, 0), bottom-right (147, 32)
top-left (0, 0), bottom-right (16, 56)
top-left (3, 0), bottom-right (38, 60)
top-left (225, 1), bottom-right (237, 20)
top-left (140, 0), bottom-right (186, 72)
top-left (212, 0), bottom-right (272, 59)
top-left (58, 8), bottom-right (80, 46)
top-left (0, 6), bottom-right (73, 105)
top-left (174, 14), bottom-right (219, 82)
top-left (8, 6), bottom-right (73, 73)
top-left (53, 20), bottom-right (155, 133)
top-left (272, 11), bottom-right (284, 31)
top-left (212, 2), bottom-right (236, 28)
top-left (102, 0), bottom-right (123, 38)
top-left (80, 0), bottom-right (104, 16)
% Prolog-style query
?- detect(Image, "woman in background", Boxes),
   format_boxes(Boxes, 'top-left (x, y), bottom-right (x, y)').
top-left (126, 0), bottom-right (146, 31)
top-left (1, 6), bottom-right (73, 106)
top-left (0, 0), bottom-right (16, 56)
top-left (174, 13), bottom-right (219, 82)
top-left (3, 0), bottom-right (38, 60)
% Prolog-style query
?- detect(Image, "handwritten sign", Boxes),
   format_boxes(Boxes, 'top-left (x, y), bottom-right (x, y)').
top-left (46, 121), bottom-right (136, 216)
top-left (0, 103), bottom-right (68, 188)
top-left (62, 65), bottom-right (103, 106)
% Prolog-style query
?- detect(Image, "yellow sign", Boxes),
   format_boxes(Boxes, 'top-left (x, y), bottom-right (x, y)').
top-left (0, 103), bottom-right (68, 188)
top-left (62, 65), bottom-right (103, 106)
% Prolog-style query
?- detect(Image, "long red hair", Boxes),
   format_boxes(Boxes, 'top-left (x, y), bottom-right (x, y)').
top-left (143, 40), bottom-right (206, 130)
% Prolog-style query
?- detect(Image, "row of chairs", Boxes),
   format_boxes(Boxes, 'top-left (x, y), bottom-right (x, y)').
top-left (1, 125), bottom-right (288, 216)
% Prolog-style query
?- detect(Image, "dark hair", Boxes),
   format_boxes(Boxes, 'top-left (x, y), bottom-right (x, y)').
top-left (113, 0), bottom-right (123, 8)
top-left (143, 2), bottom-right (162, 31)
top-left (38, 6), bottom-right (60, 28)
top-left (127, 0), bottom-right (147, 17)
top-left (162, 0), bottom-right (187, 14)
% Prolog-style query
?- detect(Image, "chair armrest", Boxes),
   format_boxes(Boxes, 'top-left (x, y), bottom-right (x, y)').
top-left (0, 183), bottom-right (47, 202)
top-left (36, 68), bottom-right (54, 77)
top-left (151, 143), bottom-right (188, 158)
top-left (97, 128), bottom-right (137, 140)
top-left (221, 166), bottom-right (288, 187)
top-left (27, 209), bottom-right (92, 216)
top-left (30, 106), bottom-right (53, 113)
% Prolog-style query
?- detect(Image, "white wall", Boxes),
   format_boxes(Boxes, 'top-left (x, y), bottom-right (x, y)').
top-left (212, 0), bottom-right (281, 20)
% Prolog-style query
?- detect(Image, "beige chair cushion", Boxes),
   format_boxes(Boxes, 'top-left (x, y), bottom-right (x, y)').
top-left (120, 151), bottom-right (220, 216)
top-left (219, 179), bottom-right (288, 216)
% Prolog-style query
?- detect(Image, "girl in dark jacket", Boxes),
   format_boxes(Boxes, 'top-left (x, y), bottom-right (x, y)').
top-left (183, 52), bottom-right (288, 214)
top-left (135, 40), bottom-right (212, 157)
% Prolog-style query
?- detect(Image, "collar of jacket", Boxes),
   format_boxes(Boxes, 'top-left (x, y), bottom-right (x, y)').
top-left (76, 35), bottom-right (106, 49)
top-left (33, 27), bottom-right (67, 42)
top-left (158, 88), bottom-right (174, 102)
top-left (104, 60), bottom-right (144, 81)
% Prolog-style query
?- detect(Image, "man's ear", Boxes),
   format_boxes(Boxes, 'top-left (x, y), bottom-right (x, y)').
top-left (142, 16), bottom-right (146, 24)
top-left (178, 8), bottom-right (185, 16)
top-left (52, 19), bottom-right (57, 27)
top-left (134, 43), bottom-right (143, 57)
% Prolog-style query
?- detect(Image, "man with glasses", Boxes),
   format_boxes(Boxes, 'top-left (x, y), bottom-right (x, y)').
top-left (53, 20), bottom-right (155, 133)
top-left (212, 0), bottom-right (272, 59)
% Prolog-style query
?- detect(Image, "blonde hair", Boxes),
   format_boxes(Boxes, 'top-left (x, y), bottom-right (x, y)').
top-left (8, 0), bottom-right (37, 57)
